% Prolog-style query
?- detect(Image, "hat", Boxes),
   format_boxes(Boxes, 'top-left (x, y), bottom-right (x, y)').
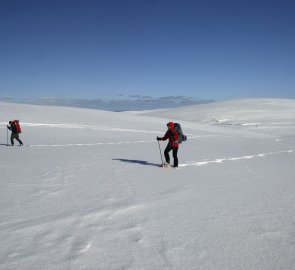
top-left (167, 122), bottom-right (174, 129)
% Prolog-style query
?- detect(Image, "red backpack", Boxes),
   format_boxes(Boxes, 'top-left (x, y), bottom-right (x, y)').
top-left (12, 120), bottom-right (22, 133)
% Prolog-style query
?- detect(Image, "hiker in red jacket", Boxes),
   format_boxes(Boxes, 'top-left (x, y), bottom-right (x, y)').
top-left (7, 121), bottom-right (23, 146)
top-left (157, 122), bottom-right (179, 167)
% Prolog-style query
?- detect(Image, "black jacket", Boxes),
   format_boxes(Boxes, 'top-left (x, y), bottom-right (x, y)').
top-left (8, 123), bottom-right (18, 134)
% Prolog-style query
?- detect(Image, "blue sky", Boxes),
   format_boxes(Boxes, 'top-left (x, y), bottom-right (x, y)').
top-left (0, 0), bottom-right (295, 106)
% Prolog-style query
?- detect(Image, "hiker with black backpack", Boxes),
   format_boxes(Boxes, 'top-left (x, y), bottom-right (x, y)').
top-left (157, 122), bottom-right (180, 168)
top-left (7, 120), bottom-right (23, 146)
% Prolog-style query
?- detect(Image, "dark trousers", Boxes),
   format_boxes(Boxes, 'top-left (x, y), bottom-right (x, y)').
top-left (11, 133), bottom-right (23, 146)
top-left (164, 144), bottom-right (178, 167)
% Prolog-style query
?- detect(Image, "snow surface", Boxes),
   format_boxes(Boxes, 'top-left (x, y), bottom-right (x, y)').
top-left (1, 99), bottom-right (295, 270)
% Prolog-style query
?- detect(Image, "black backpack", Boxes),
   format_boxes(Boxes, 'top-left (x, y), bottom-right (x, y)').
top-left (174, 123), bottom-right (187, 143)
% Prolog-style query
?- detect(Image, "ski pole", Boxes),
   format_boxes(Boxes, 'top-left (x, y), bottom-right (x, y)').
top-left (7, 126), bottom-right (8, 146)
top-left (157, 140), bottom-right (164, 165)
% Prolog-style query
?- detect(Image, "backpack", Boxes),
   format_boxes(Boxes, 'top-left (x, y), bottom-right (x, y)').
top-left (174, 123), bottom-right (187, 143)
top-left (12, 120), bottom-right (22, 133)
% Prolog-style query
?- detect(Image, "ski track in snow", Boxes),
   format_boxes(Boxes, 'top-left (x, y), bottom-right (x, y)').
top-left (3, 121), bottom-right (294, 168)
top-left (179, 149), bottom-right (294, 167)
top-left (30, 140), bottom-right (156, 147)
top-left (28, 140), bottom-right (294, 169)
top-left (29, 135), bottom-right (210, 147)
top-left (11, 120), bottom-right (293, 168)
top-left (9, 122), bottom-right (161, 134)
top-left (1, 122), bottom-right (212, 138)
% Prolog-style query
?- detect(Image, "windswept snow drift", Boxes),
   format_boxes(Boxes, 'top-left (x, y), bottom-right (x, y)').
top-left (1, 99), bottom-right (295, 270)
top-left (141, 98), bottom-right (295, 136)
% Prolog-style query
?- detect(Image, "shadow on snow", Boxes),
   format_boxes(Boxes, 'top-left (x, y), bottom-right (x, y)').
top-left (113, 158), bottom-right (159, 167)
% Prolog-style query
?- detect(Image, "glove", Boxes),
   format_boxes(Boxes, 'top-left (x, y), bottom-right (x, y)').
top-left (157, 136), bottom-right (161, 141)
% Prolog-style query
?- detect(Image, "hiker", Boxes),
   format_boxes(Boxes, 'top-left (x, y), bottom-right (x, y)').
top-left (157, 122), bottom-right (179, 167)
top-left (7, 120), bottom-right (23, 146)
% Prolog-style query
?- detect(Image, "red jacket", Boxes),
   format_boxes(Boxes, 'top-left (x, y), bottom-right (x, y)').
top-left (161, 122), bottom-right (179, 148)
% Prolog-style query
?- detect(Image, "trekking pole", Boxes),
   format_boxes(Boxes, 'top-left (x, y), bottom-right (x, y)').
top-left (157, 140), bottom-right (164, 165)
top-left (7, 126), bottom-right (8, 146)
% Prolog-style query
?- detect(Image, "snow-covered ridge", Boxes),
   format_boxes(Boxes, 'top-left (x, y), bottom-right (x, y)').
top-left (141, 98), bottom-right (295, 131)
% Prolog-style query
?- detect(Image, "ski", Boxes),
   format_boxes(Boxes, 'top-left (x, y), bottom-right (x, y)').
top-left (159, 164), bottom-right (179, 168)
top-left (160, 163), bottom-right (170, 167)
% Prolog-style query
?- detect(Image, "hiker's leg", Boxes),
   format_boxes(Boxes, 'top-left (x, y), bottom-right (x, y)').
top-left (17, 138), bottom-right (23, 145)
top-left (164, 145), bottom-right (172, 164)
top-left (172, 148), bottom-right (178, 167)
top-left (10, 134), bottom-right (14, 145)
top-left (14, 133), bottom-right (23, 145)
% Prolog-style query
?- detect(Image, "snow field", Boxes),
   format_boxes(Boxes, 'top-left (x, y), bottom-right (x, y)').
top-left (1, 100), bottom-right (295, 270)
